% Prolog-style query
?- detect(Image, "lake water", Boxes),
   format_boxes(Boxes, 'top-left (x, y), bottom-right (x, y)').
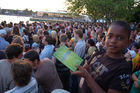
top-left (0, 15), bottom-right (31, 23)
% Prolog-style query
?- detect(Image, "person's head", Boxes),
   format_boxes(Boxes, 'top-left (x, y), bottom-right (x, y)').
top-left (105, 21), bottom-right (131, 58)
top-left (51, 30), bottom-right (57, 39)
top-left (97, 34), bottom-right (104, 42)
top-left (42, 35), bottom-right (53, 45)
top-left (60, 34), bottom-right (68, 43)
top-left (131, 43), bottom-right (140, 53)
top-left (74, 29), bottom-right (83, 39)
top-left (12, 35), bottom-right (24, 49)
top-left (49, 26), bottom-right (52, 30)
top-left (22, 29), bottom-right (29, 36)
top-left (5, 27), bottom-right (11, 36)
top-left (11, 60), bottom-right (32, 87)
top-left (61, 29), bottom-right (65, 34)
top-left (44, 25), bottom-right (48, 30)
top-left (33, 35), bottom-right (40, 43)
top-left (37, 29), bottom-right (43, 36)
top-left (130, 34), bottom-right (136, 41)
top-left (12, 26), bottom-right (20, 35)
top-left (0, 29), bottom-right (7, 38)
top-left (24, 50), bottom-right (40, 68)
top-left (44, 31), bottom-right (49, 36)
top-left (87, 39), bottom-right (95, 47)
top-left (5, 43), bottom-right (23, 59)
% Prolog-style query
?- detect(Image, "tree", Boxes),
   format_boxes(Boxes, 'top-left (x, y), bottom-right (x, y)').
top-left (66, 0), bottom-right (139, 23)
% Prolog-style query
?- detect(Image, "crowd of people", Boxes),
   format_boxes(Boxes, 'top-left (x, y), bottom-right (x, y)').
top-left (0, 20), bottom-right (140, 93)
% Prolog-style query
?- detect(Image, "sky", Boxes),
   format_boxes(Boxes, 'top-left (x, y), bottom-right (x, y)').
top-left (0, 0), bottom-right (67, 12)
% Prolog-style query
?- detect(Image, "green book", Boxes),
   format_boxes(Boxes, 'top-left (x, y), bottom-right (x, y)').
top-left (53, 44), bottom-right (83, 72)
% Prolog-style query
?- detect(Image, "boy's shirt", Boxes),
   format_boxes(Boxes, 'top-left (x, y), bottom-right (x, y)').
top-left (83, 53), bottom-right (132, 93)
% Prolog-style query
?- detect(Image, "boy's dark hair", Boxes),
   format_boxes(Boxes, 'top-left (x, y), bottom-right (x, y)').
top-left (5, 43), bottom-right (23, 59)
top-left (45, 35), bottom-right (53, 45)
top-left (60, 34), bottom-right (68, 42)
top-left (88, 39), bottom-right (95, 46)
top-left (111, 21), bottom-right (131, 38)
top-left (75, 29), bottom-right (83, 38)
top-left (24, 50), bottom-right (40, 62)
top-left (11, 60), bottom-right (32, 87)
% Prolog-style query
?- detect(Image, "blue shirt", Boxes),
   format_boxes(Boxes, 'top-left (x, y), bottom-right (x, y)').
top-left (48, 29), bottom-right (52, 34)
top-left (20, 27), bottom-right (25, 36)
top-left (32, 43), bottom-right (40, 50)
top-left (40, 45), bottom-right (54, 60)
top-left (0, 37), bottom-right (9, 50)
top-left (74, 40), bottom-right (86, 58)
top-left (5, 77), bottom-right (38, 93)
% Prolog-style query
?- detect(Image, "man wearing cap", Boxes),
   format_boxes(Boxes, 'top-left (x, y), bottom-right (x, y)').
top-left (0, 29), bottom-right (9, 50)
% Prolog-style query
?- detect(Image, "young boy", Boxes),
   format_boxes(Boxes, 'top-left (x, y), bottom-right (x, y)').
top-left (5, 60), bottom-right (38, 93)
top-left (72, 21), bottom-right (132, 93)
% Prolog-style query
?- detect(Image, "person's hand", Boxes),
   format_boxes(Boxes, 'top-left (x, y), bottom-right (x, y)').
top-left (71, 65), bottom-right (89, 79)
top-left (134, 81), bottom-right (140, 89)
top-left (83, 60), bottom-right (90, 70)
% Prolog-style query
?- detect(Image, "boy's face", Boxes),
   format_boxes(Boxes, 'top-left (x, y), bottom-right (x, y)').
top-left (105, 25), bottom-right (130, 55)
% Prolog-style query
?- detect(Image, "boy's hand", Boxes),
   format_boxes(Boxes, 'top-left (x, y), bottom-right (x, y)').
top-left (71, 65), bottom-right (89, 79)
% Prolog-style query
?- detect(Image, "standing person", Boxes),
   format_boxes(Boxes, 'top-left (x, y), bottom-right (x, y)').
top-left (24, 50), bottom-right (63, 93)
top-left (0, 29), bottom-right (9, 50)
top-left (74, 29), bottom-right (86, 59)
top-left (55, 34), bottom-right (71, 91)
top-left (22, 29), bottom-right (30, 51)
top-left (72, 29), bottom-right (86, 93)
top-left (32, 35), bottom-right (40, 50)
top-left (40, 35), bottom-right (54, 60)
top-left (4, 27), bottom-right (13, 44)
top-left (5, 60), bottom-right (38, 93)
top-left (72, 21), bottom-right (132, 93)
top-left (12, 26), bottom-right (20, 36)
top-left (0, 44), bottom-right (23, 93)
top-left (51, 30), bottom-right (58, 46)
top-left (86, 39), bottom-right (97, 57)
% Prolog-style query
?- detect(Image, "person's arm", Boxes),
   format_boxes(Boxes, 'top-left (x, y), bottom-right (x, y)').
top-left (132, 73), bottom-right (139, 82)
top-left (132, 71), bottom-right (140, 89)
top-left (72, 66), bottom-right (121, 93)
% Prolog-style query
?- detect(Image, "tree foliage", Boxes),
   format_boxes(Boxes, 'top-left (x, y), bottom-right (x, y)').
top-left (66, 0), bottom-right (140, 23)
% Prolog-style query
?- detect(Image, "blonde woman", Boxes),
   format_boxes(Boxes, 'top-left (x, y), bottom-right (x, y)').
top-left (32, 35), bottom-right (40, 50)
top-left (51, 30), bottom-right (58, 46)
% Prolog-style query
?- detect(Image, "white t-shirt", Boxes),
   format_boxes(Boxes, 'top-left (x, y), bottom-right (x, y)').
top-left (96, 42), bottom-right (102, 51)
top-left (5, 77), bottom-right (38, 93)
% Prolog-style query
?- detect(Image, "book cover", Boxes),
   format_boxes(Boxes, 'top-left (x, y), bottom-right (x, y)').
top-left (53, 44), bottom-right (83, 72)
